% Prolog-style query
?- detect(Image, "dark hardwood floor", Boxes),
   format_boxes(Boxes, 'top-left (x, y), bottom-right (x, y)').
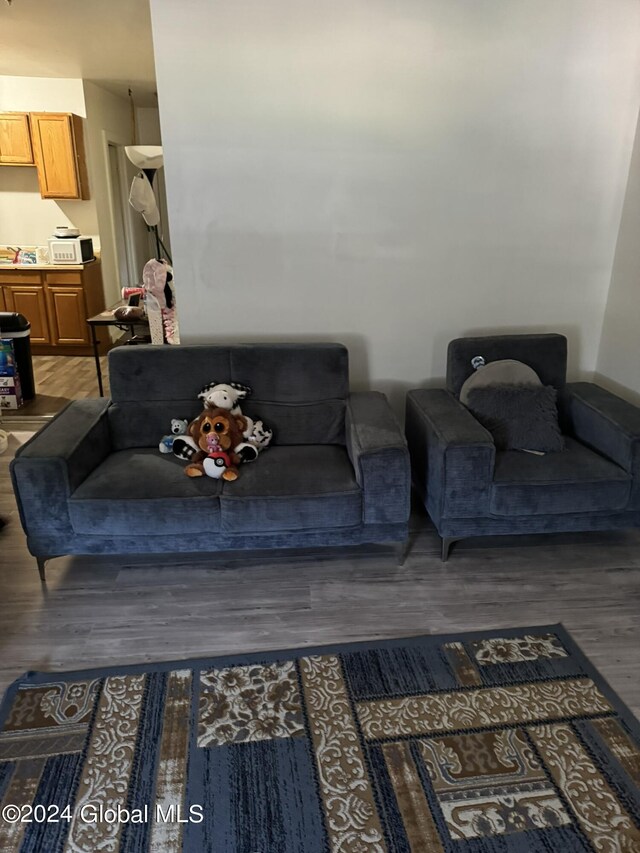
top-left (1, 430), bottom-right (639, 715)
top-left (1, 355), bottom-right (109, 418)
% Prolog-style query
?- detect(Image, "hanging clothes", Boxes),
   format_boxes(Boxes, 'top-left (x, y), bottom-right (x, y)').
top-left (142, 258), bottom-right (180, 345)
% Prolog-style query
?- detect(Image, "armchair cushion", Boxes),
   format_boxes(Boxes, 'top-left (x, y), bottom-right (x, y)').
top-left (346, 392), bottom-right (410, 525)
top-left (69, 450), bottom-right (222, 536)
top-left (466, 384), bottom-right (564, 452)
top-left (447, 333), bottom-right (567, 397)
top-left (491, 437), bottom-right (631, 516)
top-left (219, 445), bottom-right (361, 533)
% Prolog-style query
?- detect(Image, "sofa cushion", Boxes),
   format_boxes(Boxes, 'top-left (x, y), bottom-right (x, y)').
top-left (69, 450), bottom-right (222, 535)
top-left (490, 438), bottom-right (631, 516)
top-left (220, 445), bottom-right (361, 533)
top-left (107, 343), bottom-right (350, 449)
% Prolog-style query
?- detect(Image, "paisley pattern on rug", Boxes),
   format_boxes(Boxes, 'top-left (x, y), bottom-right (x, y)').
top-left (299, 654), bottom-right (386, 853)
top-left (198, 660), bottom-right (304, 746)
top-left (470, 633), bottom-right (568, 665)
top-left (0, 624), bottom-right (637, 852)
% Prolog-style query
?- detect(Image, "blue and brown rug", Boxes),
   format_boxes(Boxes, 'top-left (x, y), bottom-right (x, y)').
top-left (0, 624), bottom-right (638, 851)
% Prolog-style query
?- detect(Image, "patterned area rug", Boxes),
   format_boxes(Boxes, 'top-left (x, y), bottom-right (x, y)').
top-left (0, 625), bottom-right (639, 852)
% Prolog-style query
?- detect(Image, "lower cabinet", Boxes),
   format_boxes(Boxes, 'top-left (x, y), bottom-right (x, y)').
top-left (3, 283), bottom-right (51, 343)
top-left (0, 262), bottom-right (106, 355)
top-left (46, 286), bottom-right (89, 345)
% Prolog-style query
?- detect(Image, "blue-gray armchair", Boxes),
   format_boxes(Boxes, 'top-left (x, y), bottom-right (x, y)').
top-left (11, 343), bottom-right (410, 579)
top-left (406, 334), bottom-right (640, 560)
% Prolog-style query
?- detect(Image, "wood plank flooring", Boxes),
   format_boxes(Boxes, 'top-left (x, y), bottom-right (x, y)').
top-left (1, 430), bottom-right (639, 716)
top-left (0, 355), bottom-right (109, 418)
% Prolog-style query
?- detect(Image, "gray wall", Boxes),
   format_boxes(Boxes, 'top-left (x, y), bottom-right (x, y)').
top-left (596, 109), bottom-right (640, 404)
top-left (150, 0), bottom-right (640, 402)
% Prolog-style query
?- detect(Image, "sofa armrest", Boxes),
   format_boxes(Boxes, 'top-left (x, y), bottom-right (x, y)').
top-left (345, 392), bottom-right (410, 526)
top-left (10, 399), bottom-right (112, 548)
top-left (405, 389), bottom-right (495, 524)
top-left (564, 382), bottom-right (640, 508)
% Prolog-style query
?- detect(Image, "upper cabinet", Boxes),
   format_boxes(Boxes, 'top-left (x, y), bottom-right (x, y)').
top-left (29, 113), bottom-right (89, 200)
top-left (0, 113), bottom-right (34, 165)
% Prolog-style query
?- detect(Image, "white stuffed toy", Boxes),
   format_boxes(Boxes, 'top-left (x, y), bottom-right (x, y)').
top-left (159, 418), bottom-right (189, 454)
top-left (198, 382), bottom-right (273, 462)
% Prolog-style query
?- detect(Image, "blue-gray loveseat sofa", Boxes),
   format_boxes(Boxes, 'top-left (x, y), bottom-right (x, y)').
top-left (406, 333), bottom-right (640, 560)
top-left (11, 343), bottom-right (410, 579)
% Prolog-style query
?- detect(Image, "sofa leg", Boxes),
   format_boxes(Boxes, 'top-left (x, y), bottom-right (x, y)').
top-left (36, 557), bottom-right (47, 582)
top-left (395, 539), bottom-right (410, 567)
top-left (441, 537), bottom-right (460, 562)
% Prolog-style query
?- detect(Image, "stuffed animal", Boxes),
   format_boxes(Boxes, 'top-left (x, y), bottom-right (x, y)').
top-left (159, 419), bottom-right (189, 454)
top-left (197, 381), bottom-right (273, 462)
top-left (201, 432), bottom-right (234, 479)
top-left (183, 408), bottom-right (246, 480)
top-left (198, 381), bottom-right (251, 413)
top-left (250, 420), bottom-right (273, 450)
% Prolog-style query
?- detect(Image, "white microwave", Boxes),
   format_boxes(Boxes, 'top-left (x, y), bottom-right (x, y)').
top-left (48, 237), bottom-right (94, 265)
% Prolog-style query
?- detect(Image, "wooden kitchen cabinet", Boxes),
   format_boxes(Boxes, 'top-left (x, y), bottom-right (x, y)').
top-left (29, 113), bottom-right (89, 199)
top-left (46, 285), bottom-right (89, 345)
top-left (2, 282), bottom-right (51, 344)
top-left (0, 261), bottom-right (107, 354)
top-left (0, 113), bottom-right (34, 164)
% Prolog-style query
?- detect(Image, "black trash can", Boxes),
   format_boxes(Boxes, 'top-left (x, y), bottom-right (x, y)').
top-left (0, 312), bottom-right (35, 400)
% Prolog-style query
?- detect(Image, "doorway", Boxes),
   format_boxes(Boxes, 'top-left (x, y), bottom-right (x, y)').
top-left (108, 143), bottom-right (131, 291)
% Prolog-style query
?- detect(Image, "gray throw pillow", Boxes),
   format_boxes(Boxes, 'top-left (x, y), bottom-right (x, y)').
top-left (466, 384), bottom-right (565, 453)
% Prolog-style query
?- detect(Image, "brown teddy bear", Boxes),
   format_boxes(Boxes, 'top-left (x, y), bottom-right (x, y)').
top-left (184, 408), bottom-right (247, 481)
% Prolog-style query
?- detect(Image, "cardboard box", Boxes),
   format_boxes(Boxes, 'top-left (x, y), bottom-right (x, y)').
top-left (0, 372), bottom-right (23, 408)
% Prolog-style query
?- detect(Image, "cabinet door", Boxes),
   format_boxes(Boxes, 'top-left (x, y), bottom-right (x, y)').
top-left (0, 113), bottom-right (33, 164)
top-left (29, 113), bottom-right (87, 199)
top-left (0, 287), bottom-right (5, 312)
top-left (3, 285), bottom-right (50, 343)
top-left (46, 286), bottom-right (89, 345)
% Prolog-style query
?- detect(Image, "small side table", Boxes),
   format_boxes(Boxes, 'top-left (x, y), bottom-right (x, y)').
top-left (86, 305), bottom-right (150, 396)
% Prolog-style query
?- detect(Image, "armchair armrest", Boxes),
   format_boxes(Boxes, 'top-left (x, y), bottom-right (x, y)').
top-left (10, 399), bottom-right (112, 548)
top-left (564, 382), bottom-right (640, 506)
top-left (345, 392), bottom-right (410, 525)
top-left (405, 389), bottom-right (495, 524)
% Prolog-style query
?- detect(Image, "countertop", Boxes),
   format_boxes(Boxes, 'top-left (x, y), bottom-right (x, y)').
top-left (0, 259), bottom-right (99, 271)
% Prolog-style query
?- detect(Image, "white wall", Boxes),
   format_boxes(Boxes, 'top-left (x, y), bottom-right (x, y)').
top-left (82, 81), bottom-right (146, 304)
top-left (0, 76), bottom-right (99, 247)
top-left (0, 76), bottom-right (85, 113)
top-left (151, 1), bottom-right (640, 401)
top-left (135, 106), bottom-right (172, 259)
top-left (596, 109), bottom-right (640, 404)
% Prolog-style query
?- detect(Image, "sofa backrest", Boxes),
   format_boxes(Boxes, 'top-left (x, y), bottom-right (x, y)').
top-left (446, 334), bottom-right (568, 398)
top-left (107, 343), bottom-right (349, 449)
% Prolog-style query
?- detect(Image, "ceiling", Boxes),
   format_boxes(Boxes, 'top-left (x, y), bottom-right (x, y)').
top-left (0, 0), bottom-right (158, 105)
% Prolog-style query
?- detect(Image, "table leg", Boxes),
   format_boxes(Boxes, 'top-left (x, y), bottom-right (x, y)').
top-left (90, 324), bottom-right (104, 397)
